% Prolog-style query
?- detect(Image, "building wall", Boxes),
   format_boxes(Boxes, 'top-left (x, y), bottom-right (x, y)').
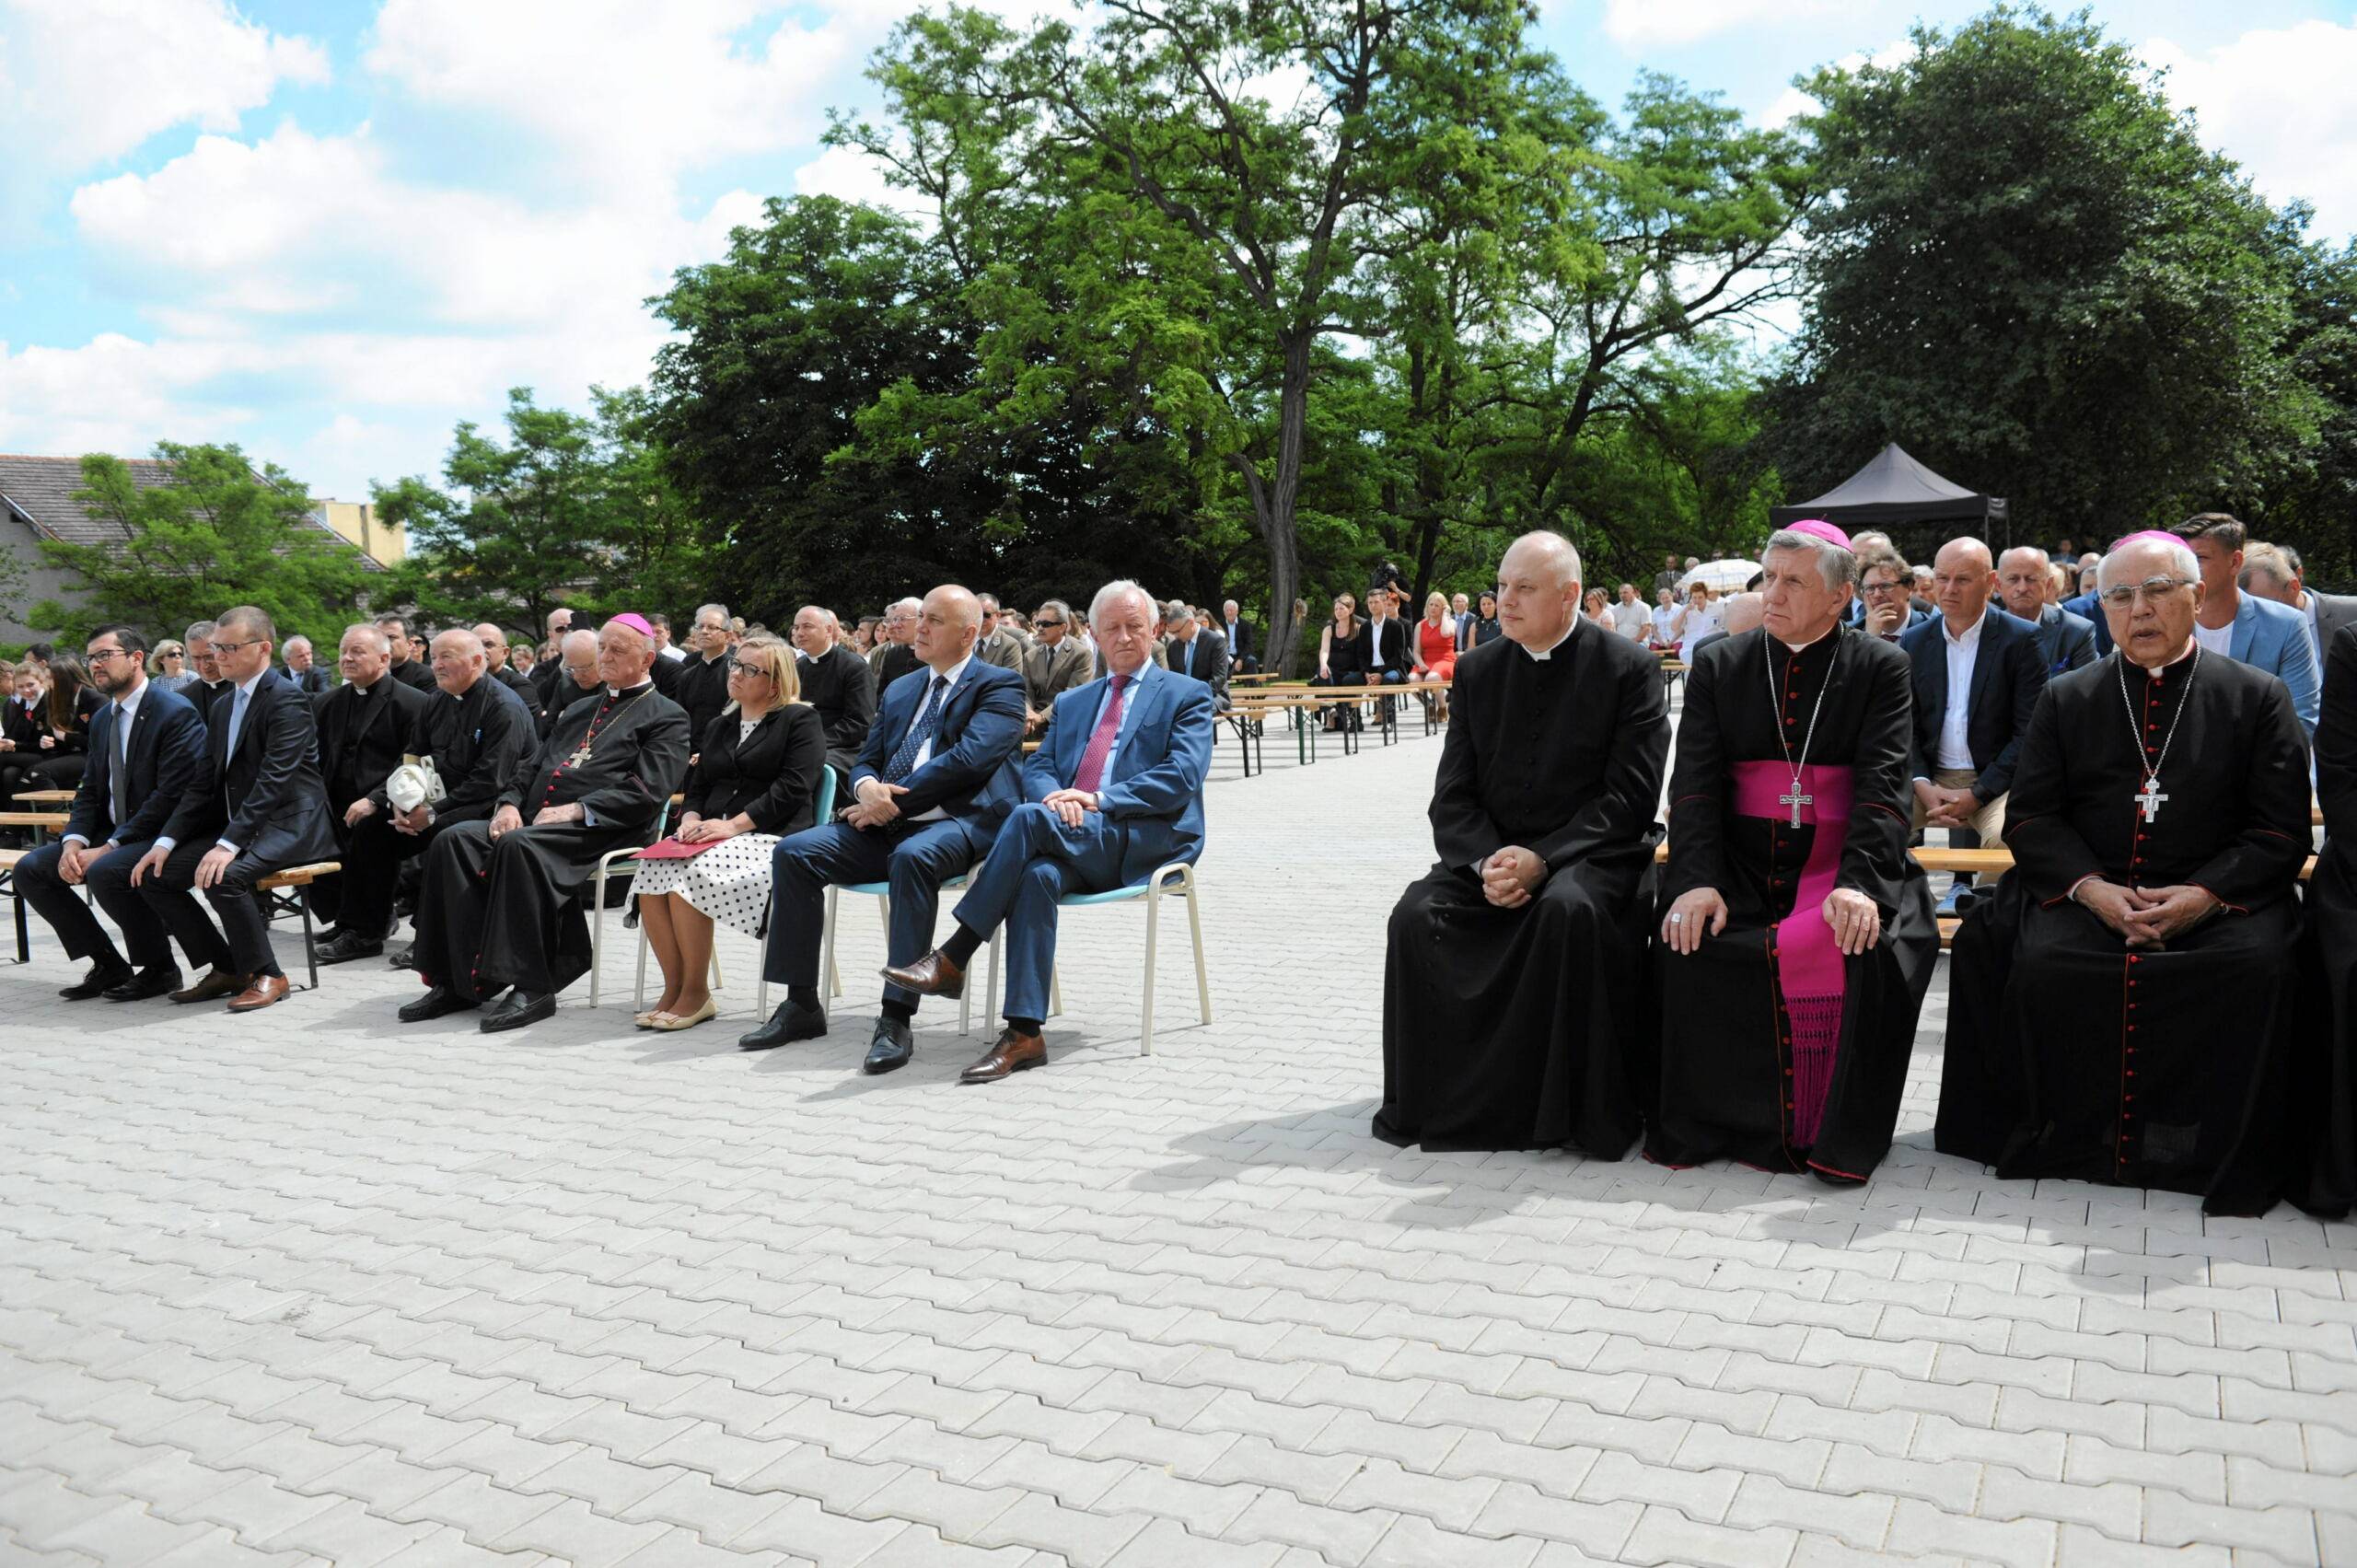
top-left (0, 515), bottom-right (85, 646)
top-left (321, 500), bottom-right (406, 566)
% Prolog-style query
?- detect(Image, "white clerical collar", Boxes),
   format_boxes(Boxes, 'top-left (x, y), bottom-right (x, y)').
top-left (2128, 641), bottom-right (2199, 676)
top-left (1522, 617), bottom-right (1578, 661)
top-left (606, 680), bottom-right (655, 698)
top-left (1776, 624), bottom-right (1840, 656)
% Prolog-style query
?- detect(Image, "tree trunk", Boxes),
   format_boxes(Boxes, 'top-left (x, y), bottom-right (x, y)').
top-left (1250, 330), bottom-right (1314, 677)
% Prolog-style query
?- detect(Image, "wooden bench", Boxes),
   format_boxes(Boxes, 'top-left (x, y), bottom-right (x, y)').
top-left (0, 810), bottom-right (69, 845)
top-left (12, 788), bottom-right (76, 806)
top-left (254, 861), bottom-right (341, 991)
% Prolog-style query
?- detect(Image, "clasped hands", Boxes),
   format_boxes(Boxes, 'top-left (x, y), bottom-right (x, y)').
top-left (2074, 879), bottom-right (2217, 948)
top-left (487, 801), bottom-right (583, 840)
top-left (676, 813), bottom-right (743, 844)
top-left (842, 777), bottom-right (909, 829)
top-left (1660, 885), bottom-right (1882, 957)
top-left (57, 840), bottom-right (114, 887)
top-left (1479, 845), bottom-right (1545, 909)
top-left (1913, 778), bottom-right (1980, 830)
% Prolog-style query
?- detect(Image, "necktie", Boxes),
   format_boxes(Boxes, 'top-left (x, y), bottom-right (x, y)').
top-left (110, 703), bottom-right (131, 827)
top-left (1074, 674), bottom-right (1131, 795)
top-left (225, 686), bottom-right (250, 767)
top-left (883, 676), bottom-right (949, 782)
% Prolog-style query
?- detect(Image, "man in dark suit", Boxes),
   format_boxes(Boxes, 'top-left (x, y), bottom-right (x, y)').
top-left (737, 585), bottom-right (1027, 1067)
top-left (792, 604), bottom-right (877, 772)
top-left (888, 581), bottom-right (1215, 1082)
top-left (1996, 546), bottom-right (2098, 678)
top-left (2243, 541), bottom-right (2357, 663)
top-left (129, 605), bottom-right (338, 1012)
top-left (1219, 598), bottom-right (1257, 674)
top-left (312, 622), bottom-right (434, 939)
top-left (527, 606), bottom-right (576, 715)
top-left (20, 625), bottom-right (207, 1001)
top-left (473, 622), bottom-right (537, 711)
top-left (281, 635), bottom-right (331, 694)
top-left (376, 614), bottom-right (437, 692)
top-left (1164, 601), bottom-right (1232, 708)
top-left (1899, 539), bottom-right (2049, 895)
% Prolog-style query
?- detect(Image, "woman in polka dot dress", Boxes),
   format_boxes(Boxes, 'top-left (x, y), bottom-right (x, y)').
top-left (636, 635), bottom-right (828, 1029)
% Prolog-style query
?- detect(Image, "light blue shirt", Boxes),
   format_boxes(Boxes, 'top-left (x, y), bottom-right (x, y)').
top-left (1078, 659), bottom-right (1161, 789)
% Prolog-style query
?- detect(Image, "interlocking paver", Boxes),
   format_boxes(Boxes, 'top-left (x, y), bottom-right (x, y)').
top-left (4, 721), bottom-right (2350, 1567)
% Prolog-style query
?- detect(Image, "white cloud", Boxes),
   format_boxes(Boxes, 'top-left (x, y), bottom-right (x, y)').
top-left (1603, 0), bottom-right (1875, 52)
top-left (366, 0), bottom-right (851, 194)
top-left (2144, 18), bottom-right (2357, 244)
top-left (0, 332), bottom-right (258, 457)
top-left (793, 145), bottom-right (927, 216)
top-left (0, 0), bottom-right (326, 187)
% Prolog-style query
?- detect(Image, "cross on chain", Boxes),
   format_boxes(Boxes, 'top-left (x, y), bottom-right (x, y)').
top-left (1781, 788), bottom-right (1812, 829)
top-left (2134, 778), bottom-right (2167, 823)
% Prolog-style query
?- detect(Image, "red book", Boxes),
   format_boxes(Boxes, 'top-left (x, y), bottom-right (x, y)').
top-left (631, 837), bottom-right (720, 861)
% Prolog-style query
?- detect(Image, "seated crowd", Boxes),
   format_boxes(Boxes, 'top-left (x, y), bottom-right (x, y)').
top-left (12, 580), bottom-right (1221, 1088)
top-left (1380, 518), bottom-right (2354, 1221)
top-left (13, 521), bottom-right (2352, 1217)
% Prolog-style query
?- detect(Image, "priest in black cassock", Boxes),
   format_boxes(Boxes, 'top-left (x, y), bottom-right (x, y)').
top-left (2300, 621), bottom-right (2357, 1217)
top-left (1940, 533), bottom-right (2313, 1215)
top-left (1654, 520), bottom-right (1937, 1183)
top-left (400, 613), bottom-right (690, 1032)
top-left (1375, 531), bottom-right (1669, 1155)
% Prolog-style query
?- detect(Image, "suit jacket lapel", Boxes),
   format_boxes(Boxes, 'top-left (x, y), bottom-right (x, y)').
top-left (2230, 596), bottom-right (2256, 662)
top-left (1965, 619), bottom-right (1997, 715)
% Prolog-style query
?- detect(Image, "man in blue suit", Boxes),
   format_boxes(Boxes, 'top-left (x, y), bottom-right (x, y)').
top-left (2172, 513), bottom-right (2322, 736)
top-left (886, 579), bottom-right (1214, 1083)
top-left (1996, 546), bottom-right (2098, 678)
top-left (129, 605), bottom-right (339, 1012)
top-left (20, 625), bottom-right (207, 1001)
top-left (1900, 540), bottom-right (2049, 893)
top-left (737, 584), bottom-right (1027, 1067)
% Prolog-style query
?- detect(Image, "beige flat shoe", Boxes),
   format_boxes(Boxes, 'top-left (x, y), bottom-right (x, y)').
top-left (652, 998), bottom-right (716, 1032)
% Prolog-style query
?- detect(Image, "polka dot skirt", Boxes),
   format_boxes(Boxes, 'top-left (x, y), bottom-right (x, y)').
top-left (635, 832), bottom-right (781, 938)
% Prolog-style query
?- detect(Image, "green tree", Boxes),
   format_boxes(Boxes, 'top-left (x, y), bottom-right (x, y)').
top-left (1768, 6), bottom-right (2318, 540)
top-left (31, 443), bottom-right (372, 648)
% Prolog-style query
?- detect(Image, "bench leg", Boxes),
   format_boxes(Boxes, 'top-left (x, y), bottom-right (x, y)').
top-left (299, 885), bottom-right (319, 992)
top-left (12, 883), bottom-right (26, 964)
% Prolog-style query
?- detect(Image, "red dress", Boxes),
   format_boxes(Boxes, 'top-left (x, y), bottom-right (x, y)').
top-left (1416, 618), bottom-right (1457, 681)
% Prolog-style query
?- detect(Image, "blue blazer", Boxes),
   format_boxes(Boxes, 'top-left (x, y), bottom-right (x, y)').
top-left (63, 682), bottom-right (206, 847)
top-left (2231, 590), bottom-right (2322, 735)
top-left (852, 659), bottom-right (1026, 828)
top-left (2028, 602), bottom-right (2099, 677)
top-left (1899, 609), bottom-right (2049, 801)
top-left (2060, 589), bottom-right (2114, 656)
top-left (1024, 662), bottom-right (1214, 883)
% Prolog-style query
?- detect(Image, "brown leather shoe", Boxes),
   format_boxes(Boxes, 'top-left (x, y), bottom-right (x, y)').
top-left (226, 973), bottom-right (291, 1013)
top-left (958, 1026), bottom-right (1045, 1084)
top-left (168, 967), bottom-right (244, 1005)
top-left (882, 948), bottom-right (965, 1000)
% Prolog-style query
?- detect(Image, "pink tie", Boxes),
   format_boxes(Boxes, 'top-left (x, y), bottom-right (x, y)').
top-left (1073, 674), bottom-right (1130, 794)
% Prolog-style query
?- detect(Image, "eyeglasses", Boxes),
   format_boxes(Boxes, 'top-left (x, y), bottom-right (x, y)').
top-left (208, 637), bottom-right (265, 656)
top-left (85, 648), bottom-right (136, 665)
top-left (1861, 579), bottom-right (1910, 595)
top-left (2097, 577), bottom-right (2196, 609)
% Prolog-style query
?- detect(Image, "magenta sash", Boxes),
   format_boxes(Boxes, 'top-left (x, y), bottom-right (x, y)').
top-left (1729, 761), bottom-right (1854, 1146)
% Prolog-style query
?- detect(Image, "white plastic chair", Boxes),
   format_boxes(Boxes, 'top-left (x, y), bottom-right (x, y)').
top-left (587, 799), bottom-right (677, 1007)
top-left (982, 860), bottom-right (1209, 1055)
top-left (631, 769), bottom-right (837, 1012)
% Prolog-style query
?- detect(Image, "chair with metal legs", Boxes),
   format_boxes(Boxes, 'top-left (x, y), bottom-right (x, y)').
top-left (982, 860), bottom-right (1210, 1056)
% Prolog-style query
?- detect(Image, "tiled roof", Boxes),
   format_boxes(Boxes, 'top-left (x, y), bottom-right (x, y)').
top-left (0, 453), bottom-right (380, 569)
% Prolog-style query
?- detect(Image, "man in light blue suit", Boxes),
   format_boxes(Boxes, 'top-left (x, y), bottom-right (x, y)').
top-left (2172, 513), bottom-right (2321, 736)
top-left (736, 584), bottom-right (1026, 1068)
top-left (885, 579), bottom-right (1214, 1083)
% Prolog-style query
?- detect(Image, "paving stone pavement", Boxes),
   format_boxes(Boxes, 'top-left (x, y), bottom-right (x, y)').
top-left (3, 714), bottom-right (2353, 1568)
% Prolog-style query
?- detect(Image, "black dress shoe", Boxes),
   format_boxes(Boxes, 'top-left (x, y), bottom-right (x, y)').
top-left (863, 1016), bottom-right (914, 1074)
top-left (61, 961), bottom-right (134, 1001)
top-left (398, 984), bottom-right (477, 1023)
top-left (481, 990), bottom-right (555, 1032)
top-left (103, 966), bottom-right (181, 1003)
top-left (738, 998), bottom-right (827, 1051)
top-left (316, 931), bottom-right (384, 966)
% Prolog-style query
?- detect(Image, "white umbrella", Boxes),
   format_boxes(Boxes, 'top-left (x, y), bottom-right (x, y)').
top-left (1676, 558), bottom-right (1757, 594)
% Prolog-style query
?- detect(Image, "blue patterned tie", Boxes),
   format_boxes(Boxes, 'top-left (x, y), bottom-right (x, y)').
top-left (883, 676), bottom-right (948, 783)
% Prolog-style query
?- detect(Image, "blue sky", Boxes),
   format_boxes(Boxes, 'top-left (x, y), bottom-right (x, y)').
top-left (3, 0), bottom-right (2353, 503)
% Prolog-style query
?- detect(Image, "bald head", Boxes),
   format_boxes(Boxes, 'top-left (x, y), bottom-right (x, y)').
top-left (915, 586), bottom-right (982, 672)
top-left (430, 628), bottom-right (487, 697)
top-left (1495, 531), bottom-right (1584, 651)
top-left (1719, 592), bottom-right (1765, 637)
top-left (470, 622), bottom-right (510, 671)
top-left (1932, 535), bottom-right (1997, 631)
top-left (560, 628), bottom-right (601, 692)
top-left (792, 604), bottom-right (836, 659)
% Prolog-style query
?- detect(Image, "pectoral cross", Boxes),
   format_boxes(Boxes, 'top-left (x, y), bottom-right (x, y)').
top-left (1781, 787), bottom-right (1811, 829)
top-left (566, 740), bottom-right (593, 768)
top-left (2134, 777), bottom-right (2167, 823)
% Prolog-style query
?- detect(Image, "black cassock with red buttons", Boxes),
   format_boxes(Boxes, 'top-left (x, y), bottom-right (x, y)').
top-left (1941, 646), bottom-right (2313, 1215)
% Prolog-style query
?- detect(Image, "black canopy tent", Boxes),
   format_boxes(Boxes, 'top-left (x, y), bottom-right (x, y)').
top-left (1770, 443), bottom-right (2009, 558)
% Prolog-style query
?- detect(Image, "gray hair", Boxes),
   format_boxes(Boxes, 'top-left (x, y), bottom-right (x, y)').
top-left (185, 619), bottom-right (218, 644)
top-left (2099, 535), bottom-right (2200, 590)
top-left (1761, 528), bottom-right (1858, 592)
top-left (1090, 579), bottom-right (1155, 628)
top-left (889, 597), bottom-right (922, 616)
top-left (340, 622), bottom-right (391, 654)
top-left (1038, 598), bottom-right (1074, 624)
top-left (1997, 545), bottom-right (2050, 574)
top-left (1163, 599), bottom-right (1192, 625)
top-left (283, 634), bottom-right (312, 654)
top-left (694, 602), bottom-right (730, 627)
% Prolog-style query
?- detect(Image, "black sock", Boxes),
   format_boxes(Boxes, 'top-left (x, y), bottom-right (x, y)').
top-left (1008, 1016), bottom-right (1042, 1035)
top-left (787, 984), bottom-right (819, 1011)
top-left (255, 963), bottom-right (284, 980)
top-left (881, 999), bottom-right (914, 1023)
top-left (940, 923), bottom-right (983, 969)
